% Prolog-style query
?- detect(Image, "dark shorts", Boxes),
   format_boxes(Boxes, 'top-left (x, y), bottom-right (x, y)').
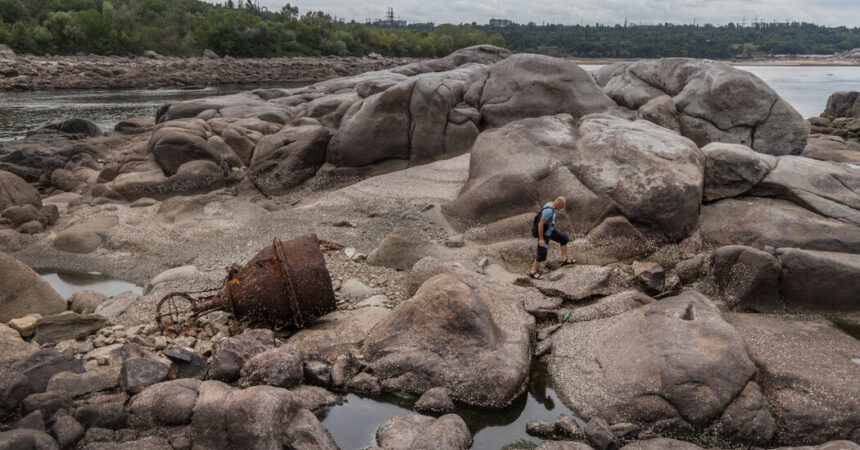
top-left (536, 230), bottom-right (569, 262)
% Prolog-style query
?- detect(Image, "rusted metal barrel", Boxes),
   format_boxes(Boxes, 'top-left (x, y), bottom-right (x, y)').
top-left (156, 234), bottom-right (336, 334)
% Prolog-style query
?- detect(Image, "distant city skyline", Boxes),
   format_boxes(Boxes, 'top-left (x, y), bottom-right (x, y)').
top-left (206, 0), bottom-right (860, 27)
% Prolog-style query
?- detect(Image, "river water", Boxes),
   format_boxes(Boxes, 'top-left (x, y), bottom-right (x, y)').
top-left (0, 66), bottom-right (857, 141)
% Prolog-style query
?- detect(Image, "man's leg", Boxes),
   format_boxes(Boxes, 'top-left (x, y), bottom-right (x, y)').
top-left (550, 230), bottom-right (573, 263)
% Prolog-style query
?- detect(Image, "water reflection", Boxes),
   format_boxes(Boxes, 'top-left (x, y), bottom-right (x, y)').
top-left (0, 83), bottom-right (306, 141)
top-left (38, 270), bottom-right (142, 298)
top-left (316, 361), bottom-right (582, 450)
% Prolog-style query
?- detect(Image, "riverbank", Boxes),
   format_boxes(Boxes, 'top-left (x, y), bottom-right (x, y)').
top-left (568, 57), bottom-right (860, 66)
top-left (0, 54), bottom-right (421, 91)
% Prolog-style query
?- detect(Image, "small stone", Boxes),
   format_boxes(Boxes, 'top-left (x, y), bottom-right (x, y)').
top-left (8, 314), bottom-right (41, 338)
top-left (93, 336), bottom-right (106, 348)
top-left (169, 434), bottom-right (192, 450)
top-left (51, 411), bottom-right (84, 448)
top-left (347, 372), bottom-right (381, 395)
top-left (537, 324), bottom-right (561, 341)
top-left (303, 355), bottom-right (332, 387)
top-left (609, 422), bottom-right (640, 439)
top-left (526, 420), bottom-right (556, 437)
top-left (14, 410), bottom-right (45, 431)
top-left (535, 339), bottom-right (553, 357)
top-left (33, 312), bottom-right (107, 345)
top-left (120, 357), bottom-right (168, 394)
top-left (153, 336), bottom-right (168, 350)
top-left (21, 391), bottom-right (72, 418)
top-left (344, 247), bottom-right (357, 259)
top-left (555, 413), bottom-right (584, 439)
top-left (584, 417), bottom-right (617, 450)
top-left (414, 387), bottom-right (455, 413)
top-left (632, 261), bottom-right (665, 294)
top-left (83, 427), bottom-right (114, 443)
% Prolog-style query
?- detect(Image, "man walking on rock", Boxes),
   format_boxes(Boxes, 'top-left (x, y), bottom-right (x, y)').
top-left (530, 196), bottom-right (575, 279)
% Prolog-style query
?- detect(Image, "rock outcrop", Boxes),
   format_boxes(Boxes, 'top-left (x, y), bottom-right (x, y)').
top-left (362, 271), bottom-right (535, 407)
top-left (551, 291), bottom-right (773, 444)
top-left (594, 58), bottom-right (809, 155)
top-left (444, 113), bottom-right (704, 242)
top-left (0, 252), bottom-right (66, 323)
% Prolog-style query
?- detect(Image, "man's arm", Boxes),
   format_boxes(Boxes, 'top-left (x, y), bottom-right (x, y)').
top-left (538, 217), bottom-right (546, 247)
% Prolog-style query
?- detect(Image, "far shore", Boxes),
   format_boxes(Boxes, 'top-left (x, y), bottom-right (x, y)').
top-left (567, 57), bottom-right (860, 66)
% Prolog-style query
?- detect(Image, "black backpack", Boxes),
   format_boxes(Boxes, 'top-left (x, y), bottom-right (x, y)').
top-left (532, 206), bottom-right (553, 238)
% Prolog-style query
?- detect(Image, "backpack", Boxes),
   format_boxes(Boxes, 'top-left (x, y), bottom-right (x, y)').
top-left (531, 206), bottom-right (553, 238)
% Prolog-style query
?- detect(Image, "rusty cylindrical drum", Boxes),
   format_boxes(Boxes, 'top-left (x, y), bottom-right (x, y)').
top-left (219, 234), bottom-right (336, 327)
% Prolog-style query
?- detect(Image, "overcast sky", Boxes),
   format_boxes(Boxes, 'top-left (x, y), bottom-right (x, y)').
top-left (215, 0), bottom-right (860, 27)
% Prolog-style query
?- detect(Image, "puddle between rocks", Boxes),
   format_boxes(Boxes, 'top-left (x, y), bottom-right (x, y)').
top-left (38, 270), bottom-right (143, 298)
top-left (315, 361), bottom-right (583, 450)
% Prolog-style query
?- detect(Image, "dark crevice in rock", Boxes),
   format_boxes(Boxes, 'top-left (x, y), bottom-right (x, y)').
top-left (682, 303), bottom-right (695, 321)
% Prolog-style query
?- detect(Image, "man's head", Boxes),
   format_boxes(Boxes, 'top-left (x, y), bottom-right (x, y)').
top-left (553, 196), bottom-right (566, 210)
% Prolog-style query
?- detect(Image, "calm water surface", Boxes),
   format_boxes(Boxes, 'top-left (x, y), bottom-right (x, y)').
top-left (317, 361), bottom-right (582, 450)
top-left (38, 270), bottom-right (142, 298)
top-left (0, 83), bottom-right (305, 141)
top-left (0, 66), bottom-right (857, 140)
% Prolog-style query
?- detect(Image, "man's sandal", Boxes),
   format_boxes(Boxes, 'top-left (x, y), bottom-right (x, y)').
top-left (560, 258), bottom-right (576, 266)
top-left (529, 271), bottom-right (544, 280)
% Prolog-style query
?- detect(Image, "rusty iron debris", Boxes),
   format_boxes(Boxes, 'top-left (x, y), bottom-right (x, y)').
top-left (155, 234), bottom-right (336, 335)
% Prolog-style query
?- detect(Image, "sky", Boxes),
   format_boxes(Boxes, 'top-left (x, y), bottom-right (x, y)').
top-left (213, 0), bottom-right (860, 27)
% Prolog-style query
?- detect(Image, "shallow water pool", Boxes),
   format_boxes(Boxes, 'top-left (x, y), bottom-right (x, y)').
top-left (315, 361), bottom-right (582, 450)
top-left (38, 270), bottom-right (142, 298)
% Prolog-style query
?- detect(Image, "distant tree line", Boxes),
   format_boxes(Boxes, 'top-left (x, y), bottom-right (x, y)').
top-left (0, 0), bottom-right (503, 57)
top-left (0, 0), bottom-right (858, 59)
top-left (480, 21), bottom-right (860, 59)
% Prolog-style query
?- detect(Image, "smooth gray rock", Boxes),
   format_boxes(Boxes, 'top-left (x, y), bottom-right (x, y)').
top-left (701, 142), bottom-right (776, 201)
top-left (0, 252), bottom-right (66, 323)
top-left (191, 382), bottom-right (337, 450)
top-left (207, 329), bottom-right (275, 382)
top-left (713, 245), bottom-right (782, 312)
top-left (69, 290), bottom-right (108, 315)
top-left (584, 417), bottom-right (617, 450)
top-left (0, 429), bottom-right (59, 450)
top-left (45, 368), bottom-right (119, 398)
top-left (52, 216), bottom-right (117, 254)
top-left (120, 357), bottom-right (168, 394)
top-left (777, 248), bottom-right (860, 313)
top-left (551, 292), bottom-right (757, 433)
top-left (127, 378), bottom-right (201, 427)
top-left (93, 292), bottom-right (139, 320)
top-left (14, 349), bottom-right (84, 393)
top-left (726, 314), bottom-right (860, 444)
top-left (239, 345), bottom-right (303, 388)
top-left (477, 53), bottom-right (615, 127)
top-left (363, 272), bottom-right (535, 408)
top-left (33, 312), bottom-right (106, 345)
top-left (414, 387), bottom-right (455, 413)
top-left (50, 412), bottom-right (84, 448)
top-left (375, 413), bottom-right (471, 450)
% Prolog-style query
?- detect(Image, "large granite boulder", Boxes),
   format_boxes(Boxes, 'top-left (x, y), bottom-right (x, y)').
top-left (0, 170), bottom-right (41, 212)
top-left (822, 90), bottom-right (860, 119)
top-left (701, 197), bottom-right (860, 254)
top-left (247, 124), bottom-right (331, 194)
top-left (776, 248), bottom-right (860, 312)
top-left (362, 272), bottom-right (535, 407)
top-left (444, 113), bottom-right (704, 242)
top-left (713, 245), bottom-right (782, 312)
top-left (0, 252), bottom-right (66, 323)
top-left (327, 63), bottom-right (481, 169)
top-left (750, 155), bottom-right (860, 226)
top-left (287, 307), bottom-right (390, 362)
top-left (701, 142), bottom-right (776, 201)
top-left (726, 314), bottom-right (860, 445)
top-left (551, 291), bottom-right (773, 444)
top-left (127, 378), bottom-right (202, 427)
top-left (191, 381), bottom-right (337, 450)
top-left (474, 53), bottom-right (615, 127)
top-left (595, 59), bottom-right (809, 155)
top-left (52, 216), bottom-right (118, 254)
